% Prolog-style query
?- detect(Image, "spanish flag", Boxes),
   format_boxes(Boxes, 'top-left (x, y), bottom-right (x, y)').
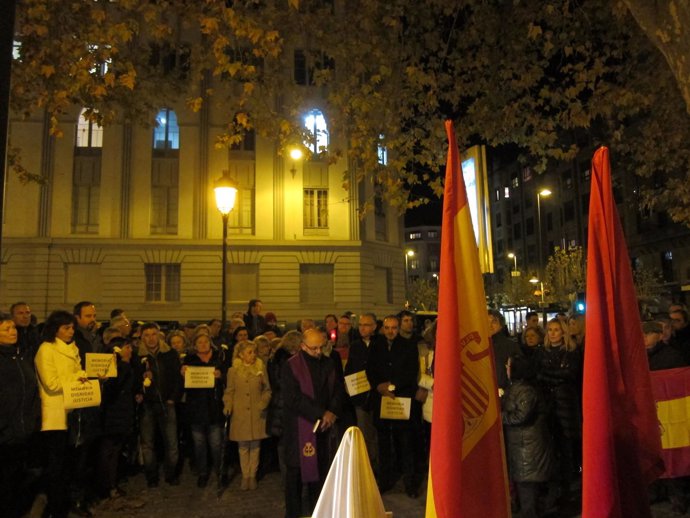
top-left (425, 121), bottom-right (509, 518)
top-left (582, 147), bottom-right (664, 518)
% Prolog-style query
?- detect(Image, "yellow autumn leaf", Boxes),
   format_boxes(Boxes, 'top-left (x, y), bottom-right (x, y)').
top-left (187, 97), bottom-right (203, 112)
top-left (118, 70), bottom-right (136, 89)
top-left (200, 17), bottom-right (219, 34)
top-left (91, 9), bottom-right (106, 23)
top-left (243, 82), bottom-right (255, 95)
top-left (92, 84), bottom-right (107, 98)
top-left (103, 72), bottom-right (116, 87)
top-left (288, 0), bottom-right (299, 9)
top-left (41, 64), bottom-right (55, 78)
top-left (236, 112), bottom-right (249, 127)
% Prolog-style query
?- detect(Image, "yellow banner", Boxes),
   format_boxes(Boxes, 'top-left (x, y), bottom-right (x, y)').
top-left (657, 396), bottom-right (690, 449)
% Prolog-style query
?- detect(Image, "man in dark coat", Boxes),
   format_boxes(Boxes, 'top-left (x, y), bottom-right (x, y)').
top-left (343, 312), bottom-right (380, 472)
top-left (488, 309), bottom-right (521, 392)
top-left (10, 302), bottom-right (41, 360)
top-left (646, 320), bottom-right (688, 371)
top-left (366, 315), bottom-right (421, 497)
top-left (281, 328), bottom-right (345, 518)
top-left (138, 322), bottom-right (183, 487)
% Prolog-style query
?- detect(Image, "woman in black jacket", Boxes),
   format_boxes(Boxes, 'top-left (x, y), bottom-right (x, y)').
top-left (97, 337), bottom-right (138, 499)
top-left (0, 313), bottom-right (40, 517)
top-left (536, 318), bottom-right (582, 505)
top-left (182, 333), bottom-right (227, 488)
top-left (503, 355), bottom-right (556, 518)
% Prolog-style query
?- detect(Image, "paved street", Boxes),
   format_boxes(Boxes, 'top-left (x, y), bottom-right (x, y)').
top-left (29, 469), bottom-right (675, 518)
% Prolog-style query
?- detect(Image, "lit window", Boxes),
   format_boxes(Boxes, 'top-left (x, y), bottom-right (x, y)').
top-left (504, 187), bottom-right (510, 199)
top-left (409, 232), bottom-right (422, 240)
top-left (427, 230), bottom-right (438, 238)
top-left (153, 108), bottom-right (180, 150)
top-left (76, 108), bottom-right (103, 148)
top-left (378, 135), bottom-right (388, 165)
top-left (304, 188), bottom-right (328, 228)
top-left (303, 109), bottom-right (329, 154)
top-left (13, 40), bottom-right (21, 60)
top-left (145, 264), bottom-right (181, 302)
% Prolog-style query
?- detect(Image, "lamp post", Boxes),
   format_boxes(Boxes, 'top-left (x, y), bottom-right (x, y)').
top-left (214, 170), bottom-right (238, 331)
top-left (536, 188), bottom-right (552, 278)
top-left (289, 148), bottom-right (303, 178)
top-left (404, 249), bottom-right (415, 297)
top-left (507, 252), bottom-right (519, 277)
top-left (529, 276), bottom-right (546, 306)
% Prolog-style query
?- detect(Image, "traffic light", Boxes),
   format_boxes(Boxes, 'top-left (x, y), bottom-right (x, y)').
top-left (574, 292), bottom-right (586, 314)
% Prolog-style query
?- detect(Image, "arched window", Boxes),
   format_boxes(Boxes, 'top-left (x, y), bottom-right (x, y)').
top-left (76, 108), bottom-right (103, 148)
top-left (303, 109), bottom-right (328, 154)
top-left (153, 108), bottom-right (180, 151)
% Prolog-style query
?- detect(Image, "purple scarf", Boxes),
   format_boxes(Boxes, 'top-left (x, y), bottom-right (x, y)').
top-left (288, 352), bottom-right (320, 482)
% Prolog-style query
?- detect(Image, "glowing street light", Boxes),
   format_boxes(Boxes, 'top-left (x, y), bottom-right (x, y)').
top-left (214, 170), bottom-right (238, 330)
top-left (536, 188), bottom-right (552, 278)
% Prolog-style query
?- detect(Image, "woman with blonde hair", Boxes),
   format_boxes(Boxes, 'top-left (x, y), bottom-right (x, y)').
top-left (223, 340), bottom-right (271, 490)
top-left (536, 318), bottom-right (582, 508)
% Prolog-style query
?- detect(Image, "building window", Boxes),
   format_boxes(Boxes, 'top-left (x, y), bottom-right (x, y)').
top-left (409, 232), bottom-right (422, 240)
top-left (373, 266), bottom-right (393, 304)
top-left (511, 173), bottom-right (519, 188)
top-left (429, 257), bottom-right (439, 271)
top-left (294, 49), bottom-right (335, 86)
top-left (72, 165), bottom-right (101, 234)
top-left (409, 259), bottom-right (419, 270)
top-left (153, 108), bottom-right (180, 152)
top-left (525, 217), bottom-right (534, 236)
top-left (504, 187), bottom-right (510, 199)
top-left (546, 212), bottom-right (553, 232)
top-left (375, 194), bottom-right (387, 241)
top-left (76, 108), bottom-right (103, 148)
top-left (495, 188), bottom-right (501, 201)
top-left (522, 167), bottom-right (532, 181)
top-left (145, 264), bottom-right (181, 302)
top-left (303, 109), bottom-right (329, 154)
top-left (72, 108), bottom-right (102, 234)
top-left (564, 200), bottom-right (575, 222)
top-left (151, 108), bottom-right (179, 234)
top-left (228, 132), bottom-right (256, 234)
top-left (304, 188), bottom-right (328, 228)
top-left (300, 264), bottom-right (334, 303)
top-left (427, 230), bottom-right (438, 238)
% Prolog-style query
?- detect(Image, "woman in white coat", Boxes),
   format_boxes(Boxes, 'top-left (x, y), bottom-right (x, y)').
top-left (34, 310), bottom-right (88, 518)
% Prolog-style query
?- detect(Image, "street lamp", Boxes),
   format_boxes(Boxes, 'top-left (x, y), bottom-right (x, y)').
top-left (507, 252), bottom-right (519, 277)
top-left (529, 276), bottom-right (546, 306)
top-left (536, 188), bottom-right (552, 279)
top-left (404, 249), bottom-right (416, 296)
top-left (289, 148), bottom-right (303, 178)
top-left (214, 170), bottom-right (238, 331)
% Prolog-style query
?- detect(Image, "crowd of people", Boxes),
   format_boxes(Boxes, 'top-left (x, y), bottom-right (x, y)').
top-left (2, 298), bottom-right (689, 518)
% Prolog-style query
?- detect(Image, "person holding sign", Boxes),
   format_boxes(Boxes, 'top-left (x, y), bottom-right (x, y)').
top-left (34, 310), bottom-right (89, 518)
top-left (223, 340), bottom-right (271, 490)
top-left (366, 314), bottom-right (421, 498)
top-left (182, 333), bottom-right (228, 488)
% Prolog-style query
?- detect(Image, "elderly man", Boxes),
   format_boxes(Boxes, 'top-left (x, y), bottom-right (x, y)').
top-left (281, 328), bottom-right (345, 518)
top-left (10, 302), bottom-right (40, 359)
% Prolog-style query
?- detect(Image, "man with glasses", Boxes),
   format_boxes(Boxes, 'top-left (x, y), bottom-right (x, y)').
top-left (281, 329), bottom-right (345, 518)
top-left (343, 312), bottom-right (380, 474)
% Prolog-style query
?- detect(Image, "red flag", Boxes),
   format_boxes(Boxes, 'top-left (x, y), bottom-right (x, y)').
top-left (582, 146), bottom-right (664, 518)
top-left (650, 367), bottom-right (690, 478)
top-left (425, 121), bottom-right (509, 518)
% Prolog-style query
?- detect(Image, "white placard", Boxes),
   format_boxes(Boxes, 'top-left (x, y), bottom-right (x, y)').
top-left (63, 380), bottom-right (102, 409)
top-left (184, 366), bottom-right (216, 388)
top-left (380, 396), bottom-right (411, 420)
top-left (86, 353), bottom-right (117, 378)
top-left (344, 370), bottom-right (371, 396)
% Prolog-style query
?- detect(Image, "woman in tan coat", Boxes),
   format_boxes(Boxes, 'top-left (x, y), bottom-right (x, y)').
top-left (223, 340), bottom-right (271, 490)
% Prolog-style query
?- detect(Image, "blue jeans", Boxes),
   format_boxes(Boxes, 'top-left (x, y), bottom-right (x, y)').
top-left (190, 423), bottom-right (223, 477)
top-left (140, 402), bottom-right (179, 481)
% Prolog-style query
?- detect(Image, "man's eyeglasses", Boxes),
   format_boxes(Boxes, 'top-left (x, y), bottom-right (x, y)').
top-left (302, 342), bottom-right (324, 352)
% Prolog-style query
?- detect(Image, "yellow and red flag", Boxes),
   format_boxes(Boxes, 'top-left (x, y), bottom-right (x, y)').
top-left (582, 146), bottom-right (664, 518)
top-left (651, 367), bottom-right (690, 478)
top-left (425, 121), bottom-right (509, 518)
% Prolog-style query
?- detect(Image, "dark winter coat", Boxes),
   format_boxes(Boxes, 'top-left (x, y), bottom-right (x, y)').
top-left (647, 341), bottom-right (689, 371)
top-left (281, 351), bottom-right (345, 469)
top-left (138, 341), bottom-right (183, 405)
top-left (366, 335), bottom-right (420, 418)
top-left (266, 347), bottom-right (291, 437)
top-left (502, 380), bottom-right (556, 482)
top-left (492, 332), bottom-right (521, 390)
top-left (535, 345), bottom-right (582, 440)
top-left (183, 350), bottom-right (227, 426)
top-left (343, 335), bottom-right (381, 409)
top-left (0, 344), bottom-right (40, 445)
top-left (100, 358), bottom-right (137, 436)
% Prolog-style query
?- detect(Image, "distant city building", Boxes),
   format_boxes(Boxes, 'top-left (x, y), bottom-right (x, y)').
top-left (487, 147), bottom-right (690, 304)
top-left (403, 226), bottom-right (441, 285)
